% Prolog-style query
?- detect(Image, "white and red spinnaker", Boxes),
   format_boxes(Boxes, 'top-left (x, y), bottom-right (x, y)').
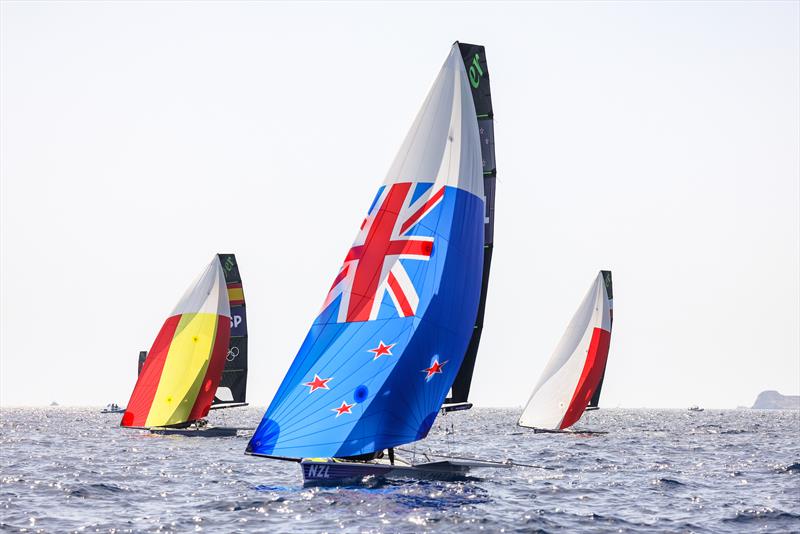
top-left (518, 271), bottom-right (613, 431)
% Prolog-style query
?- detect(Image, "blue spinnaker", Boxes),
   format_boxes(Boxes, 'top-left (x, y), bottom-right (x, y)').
top-left (248, 44), bottom-right (485, 458)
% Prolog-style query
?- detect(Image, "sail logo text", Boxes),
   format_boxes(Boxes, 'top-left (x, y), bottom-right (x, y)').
top-left (306, 465), bottom-right (330, 478)
top-left (469, 54), bottom-right (484, 88)
top-left (230, 315), bottom-right (243, 329)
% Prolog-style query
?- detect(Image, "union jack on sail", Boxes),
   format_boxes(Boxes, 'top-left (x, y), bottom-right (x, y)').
top-left (247, 42), bottom-right (489, 460)
top-left (321, 182), bottom-right (445, 323)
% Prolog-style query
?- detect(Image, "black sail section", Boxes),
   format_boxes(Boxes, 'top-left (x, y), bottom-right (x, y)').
top-left (588, 270), bottom-right (613, 409)
top-left (446, 43), bottom-right (496, 407)
top-left (213, 253), bottom-right (249, 407)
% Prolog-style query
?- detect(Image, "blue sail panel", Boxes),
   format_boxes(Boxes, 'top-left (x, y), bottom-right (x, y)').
top-left (248, 185), bottom-right (483, 457)
top-left (248, 42), bottom-right (486, 459)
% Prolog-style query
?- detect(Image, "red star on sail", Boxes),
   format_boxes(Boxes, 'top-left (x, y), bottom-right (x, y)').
top-left (422, 359), bottom-right (447, 380)
top-left (367, 340), bottom-right (395, 360)
top-left (303, 374), bottom-right (332, 393)
top-left (332, 400), bottom-right (355, 417)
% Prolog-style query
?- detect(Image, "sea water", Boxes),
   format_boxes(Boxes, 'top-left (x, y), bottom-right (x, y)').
top-left (1, 407), bottom-right (798, 533)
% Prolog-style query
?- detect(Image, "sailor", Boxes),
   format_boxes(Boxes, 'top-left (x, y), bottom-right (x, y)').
top-left (340, 448), bottom-right (395, 465)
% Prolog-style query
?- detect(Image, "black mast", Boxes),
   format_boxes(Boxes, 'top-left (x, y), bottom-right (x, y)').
top-left (445, 43), bottom-right (496, 410)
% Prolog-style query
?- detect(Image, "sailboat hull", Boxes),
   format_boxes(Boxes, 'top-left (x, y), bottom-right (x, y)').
top-left (300, 458), bottom-right (509, 485)
top-left (521, 425), bottom-right (608, 436)
top-left (148, 426), bottom-right (242, 437)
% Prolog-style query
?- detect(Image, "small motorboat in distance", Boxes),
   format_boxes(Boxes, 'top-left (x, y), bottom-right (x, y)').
top-left (101, 403), bottom-right (125, 414)
top-left (688, 405), bottom-right (704, 412)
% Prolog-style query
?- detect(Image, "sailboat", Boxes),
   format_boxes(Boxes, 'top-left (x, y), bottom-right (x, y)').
top-left (121, 255), bottom-right (238, 437)
top-left (518, 271), bottom-right (613, 432)
top-left (246, 42), bottom-right (504, 483)
top-left (132, 254), bottom-right (250, 414)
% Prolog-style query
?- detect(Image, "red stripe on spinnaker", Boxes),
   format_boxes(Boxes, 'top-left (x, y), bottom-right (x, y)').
top-left (386, 239), bottom-right (433, 257)
top-left (387, 271), bottom-right (414, 317)
top-left (187, 315), bottom-right (231, 421)
top-left (347, 183), bottom-right (412, 321)
top-left (120, 315), bottom-right (181, 427)
top-left (329, 264), bottom-right (350, 291)
top-left (345, 246), bottom-right (363, 263)
top-left (399, 187), bottom-right (444, 235)
top-left (559, 327), bottom-right (612, 430)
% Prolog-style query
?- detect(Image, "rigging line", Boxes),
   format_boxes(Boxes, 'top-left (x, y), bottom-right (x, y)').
top-left (394, 448), bottom-right (554, 470)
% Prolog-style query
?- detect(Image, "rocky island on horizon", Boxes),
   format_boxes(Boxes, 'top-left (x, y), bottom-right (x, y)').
top-left (751, 390), bottom-right (800, 410)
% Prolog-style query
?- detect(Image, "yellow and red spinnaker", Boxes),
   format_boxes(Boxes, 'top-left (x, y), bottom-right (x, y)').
top-left (121, 256), bottom-right (231, 428)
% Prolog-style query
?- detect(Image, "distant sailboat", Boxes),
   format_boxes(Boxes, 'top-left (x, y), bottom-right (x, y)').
top-left (130, 254), bottom-right (250, 420)
top-left (246, 42), bottom-right (506, 483)
top-left (121, 255), bottom-right (237, 437)
top-left (518, 271), bottom-right (613, 432)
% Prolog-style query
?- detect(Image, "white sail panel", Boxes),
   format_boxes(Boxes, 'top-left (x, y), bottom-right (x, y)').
top-left (384, 44), bottom-right (483, 198)
top-left (519, 273), bottom-right (611, 430)
top-left (170, 258), bottom-right (230, 318)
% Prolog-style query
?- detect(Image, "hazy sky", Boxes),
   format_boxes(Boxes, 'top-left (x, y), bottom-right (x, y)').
top-left (2, 1), bottom-right (798, 409)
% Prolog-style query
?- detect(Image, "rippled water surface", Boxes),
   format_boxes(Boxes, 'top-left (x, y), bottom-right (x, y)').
top-left (1, 407), bottom-right (798, 532)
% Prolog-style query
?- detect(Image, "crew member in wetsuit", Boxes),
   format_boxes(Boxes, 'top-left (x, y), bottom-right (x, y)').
top-left (342, 448), bottom-right (395, 465)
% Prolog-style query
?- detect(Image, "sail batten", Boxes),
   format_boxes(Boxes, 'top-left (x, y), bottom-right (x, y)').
top-left (248, 43), bottom-right (487, 459)
top-left (518, 271), bottom-right (613, 431)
